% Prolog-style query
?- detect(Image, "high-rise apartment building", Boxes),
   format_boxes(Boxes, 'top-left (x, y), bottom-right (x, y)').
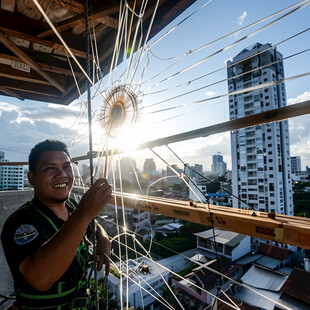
top-left (185, 164), bottom-right (204, 183)
top-left (116, 157), bottom-right (138, 183)
top-left (290, 156), bottom-right (301, 173)
top-left (211, 154), bottom-right (227, 176)
top-left (0, 151), bottom-right (24, 191)
top-left (143, 158), bottom-right (156, 177)
top-left (227, 43), bottom-right (293, 215)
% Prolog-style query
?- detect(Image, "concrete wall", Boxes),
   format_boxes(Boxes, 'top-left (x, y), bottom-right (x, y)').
top-left (0, 190), bottom-right (34, 308)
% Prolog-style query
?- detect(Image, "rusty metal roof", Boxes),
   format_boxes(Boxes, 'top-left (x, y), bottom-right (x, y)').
top-left (0, 0), bottom-right (195, 105)
top-left (280, 268), bottom-right (310, 305)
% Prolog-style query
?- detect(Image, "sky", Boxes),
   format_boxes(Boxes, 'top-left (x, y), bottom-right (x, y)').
top-left (0, 0), bottom-right (309, 173)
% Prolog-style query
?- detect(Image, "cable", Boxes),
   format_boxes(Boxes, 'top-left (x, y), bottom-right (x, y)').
top-left (144, 44), bottom-right (310, 100)
top-left (165, 145), bottom-right (254, 210)
top-left (103, 216), bottom-right (292, 310)
top-left (147, 71), bottom-right (310, 114)
top-left (143, 1), bottom-right (310, 93)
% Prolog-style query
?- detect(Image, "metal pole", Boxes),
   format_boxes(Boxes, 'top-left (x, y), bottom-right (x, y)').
top-left (84, 1), bottom-right (99, 309)
top-left (85, 0), bottom-right (94, 186)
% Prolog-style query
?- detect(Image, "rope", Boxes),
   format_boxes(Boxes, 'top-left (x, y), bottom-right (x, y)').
top-left (166, 145), bottom-right (254, 210)
top-left (147, 71), bottom-right (310, 114)
top-left (103, 216), bottom-right (292, 310)
top-left (144, 1), bottom-right (310, 92)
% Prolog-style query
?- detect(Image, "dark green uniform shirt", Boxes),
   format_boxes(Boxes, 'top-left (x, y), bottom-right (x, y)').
top-left (1, 197), bottom-right (89, 309)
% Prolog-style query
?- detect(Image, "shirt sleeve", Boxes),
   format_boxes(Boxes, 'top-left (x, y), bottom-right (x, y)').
top-left (1, 210), bottom-right (53, 275)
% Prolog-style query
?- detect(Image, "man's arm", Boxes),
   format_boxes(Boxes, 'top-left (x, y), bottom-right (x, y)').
top-left (19, 179), bottom-right (111, 291)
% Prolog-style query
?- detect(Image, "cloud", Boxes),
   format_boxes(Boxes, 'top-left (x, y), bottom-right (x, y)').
top-left (287, 91), bottom-right (310, 105)
top-left (0, 101), bottom-right (87, 161)
top-left (206, 90), bottom-right (216, 97)
top-left (290, 139), bottom-right (310, 169)
top-left (158, 133), bottom-right (231, 171)
top-left (289, 115), bottom-right (310, 145)
top-left (238, 11), bottom-right (247, 26)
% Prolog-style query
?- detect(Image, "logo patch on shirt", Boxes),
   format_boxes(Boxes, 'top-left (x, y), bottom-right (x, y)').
top-left (14, 224), bottom-right (38, 245)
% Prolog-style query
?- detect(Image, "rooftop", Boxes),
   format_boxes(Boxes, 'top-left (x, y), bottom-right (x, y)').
top-left (194, 228), bottom-right (246, 247)
top-left (0, 0), bottom-right (196, 104)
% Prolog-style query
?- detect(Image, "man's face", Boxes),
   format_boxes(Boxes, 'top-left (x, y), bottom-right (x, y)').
top-left (28, 150), bottom-right (74, 204)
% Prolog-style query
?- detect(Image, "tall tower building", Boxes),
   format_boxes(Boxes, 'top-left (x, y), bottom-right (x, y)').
top-left (143, 158), bottom-right (156, 178)
top-left (211, 153), bottom-right (227, 176)
top-left (227, 43), bottom-right (293, 215)
top-left (290, 156), bottom-right (301, 173)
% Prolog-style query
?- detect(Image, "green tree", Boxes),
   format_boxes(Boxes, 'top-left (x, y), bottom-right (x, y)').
top-left (179, 222), bottom-right (210, 245)
top-left (143, 237), bottom-right (193, 258)
top-left (90, 279), bottom-right (118, 309)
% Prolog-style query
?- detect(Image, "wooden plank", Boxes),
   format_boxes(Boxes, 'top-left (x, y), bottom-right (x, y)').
top-left (0, 27), bottom-right (87, 59)
top-left (1, 90), bottom-right (64, 104)
top-left (112, 192), bottom-right (310, 250)
top-left (0, 76), bottom-right (61, 97)
top-left (0, 86), bottom-right (24, 100)
top-left (0, 52), bottom-right (83, 77)
top-left (0, 31), bottom-right (65, 93)
top-left (44, 0), bottom-right (84, 14)
top-left (0, 162), bottom-right (28, 166)
top-left (0, 8), bottom-right (48, 36)
top-left (97, 16), bottom-right (118, 29)
top-left (0, 62), bottom-right (67, 85)
top-left (37, 4), bottom-right (121, 38)
top-left (71, 100), bottom-right (310, 161)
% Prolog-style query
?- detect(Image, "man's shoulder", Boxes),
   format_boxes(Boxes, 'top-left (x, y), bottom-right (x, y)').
top-left (2, 199), bottom-right (41, 233)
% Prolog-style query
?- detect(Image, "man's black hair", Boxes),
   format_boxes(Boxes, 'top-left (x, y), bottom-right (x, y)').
top-left (28, 139), bottom-right (71, 173)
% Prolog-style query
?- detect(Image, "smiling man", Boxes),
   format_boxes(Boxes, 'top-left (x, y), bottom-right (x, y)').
top-left (1, 140), bottom-right (112, 309)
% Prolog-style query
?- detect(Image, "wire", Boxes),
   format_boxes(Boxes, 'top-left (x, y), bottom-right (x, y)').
top-left (165, 145), bottom-right (254, 210)
top-left (104, 216), bottom-right (293, 310)
top-left (147, 71), bottom-right (310, 114)
top-left (144, 44), bottom-right (310, 99)
top-left (143, 1), bottom-right (310, 92)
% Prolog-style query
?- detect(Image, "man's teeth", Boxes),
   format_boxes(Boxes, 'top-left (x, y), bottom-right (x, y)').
top-left (54, 184), bottom-right (66, 188)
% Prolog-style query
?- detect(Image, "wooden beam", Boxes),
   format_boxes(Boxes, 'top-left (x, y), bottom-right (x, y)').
top-left (0, 162), bottom-right (28, 166)
top-left (71, 100), bottom-right (310, 161)
top-left (0, 52), bottom-right (83, 77)
top-left (0, 27), bottom-right (87, 59)
top-left (0, 8), bottom-right (47, 36)
top-left (110, 192), bottom-right (310, 250)
top-left (0, 76), bottom-right (61, 97)
top-left (0, 86), bottom-right (24, 100)
top-left (0, 63), bottom-right (67, 86)
top-left (2, 90), bottom-right (65, 104)
top-left (0, 31), bottom-right (65, 93)
top-left (97, 16), bottom-right (118, 29)
top-left (37, 4), bottom-right (121, 38)
top-left (44, 0), bottom-right (84, 14)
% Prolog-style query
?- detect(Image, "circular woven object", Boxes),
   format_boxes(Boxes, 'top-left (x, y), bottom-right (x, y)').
top-left (99, 84), bottom-right (140, 138)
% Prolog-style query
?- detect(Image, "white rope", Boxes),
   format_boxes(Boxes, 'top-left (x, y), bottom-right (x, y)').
top-left (109, 229), bottom-right (241, 310)
top-left (107, 217), bottom-right (293, 310)
top-left (149, 148), bottom-right (204, 204)
top-left (144, 0), bottom-right (310, 91)
top-left (32, 0), bottom-right (94, 85)
top-left (147, 71), bottom-right (310, 114)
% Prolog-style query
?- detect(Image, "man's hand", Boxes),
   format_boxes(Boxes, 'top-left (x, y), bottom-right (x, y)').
top-left (78, 178), bottom-right (112, 222)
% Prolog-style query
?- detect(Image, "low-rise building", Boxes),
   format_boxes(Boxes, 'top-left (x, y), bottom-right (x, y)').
top-left (108, 257), bottom-right (169, 309)
top-left (172, 256), bottom-right (242, 309)
top-left (194, 228), bottom-right (251, 262)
